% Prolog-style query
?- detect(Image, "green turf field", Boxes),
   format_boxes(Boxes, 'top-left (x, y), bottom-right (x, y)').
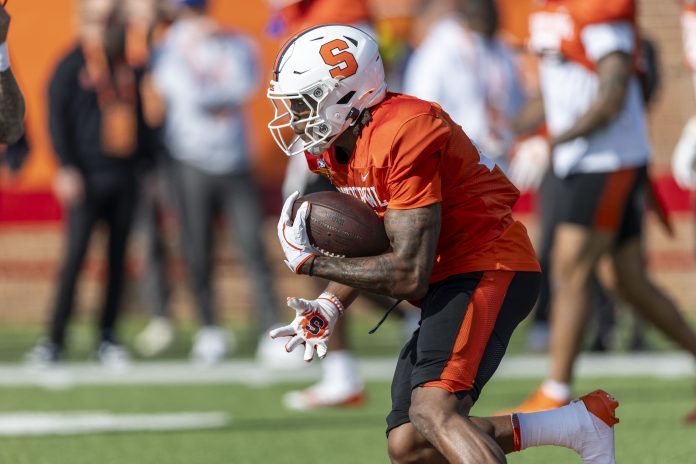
top-left (0, 376), bottom-right (694, 464)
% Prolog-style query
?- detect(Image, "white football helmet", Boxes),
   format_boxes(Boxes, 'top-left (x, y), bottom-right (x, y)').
top-left (267, 24), bottom-right (387, 157)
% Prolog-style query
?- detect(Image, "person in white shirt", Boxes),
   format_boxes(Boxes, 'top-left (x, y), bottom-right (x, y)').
top-left (502, 0), bottom-right (696, 416)
top-left (150, 0), bottom-right (281, 365)
top-left (403, 0), bottom-right (526, 169)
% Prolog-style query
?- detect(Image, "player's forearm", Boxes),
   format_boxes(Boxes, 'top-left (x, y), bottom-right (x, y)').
top-left (550, 52), bottom-right (631, 148)
top-left (306, 253), bottom-right (422, 300)
top-left (0, 69), bottom-right (25, 144)
top-left (513, 94), bottom-right (545, 137)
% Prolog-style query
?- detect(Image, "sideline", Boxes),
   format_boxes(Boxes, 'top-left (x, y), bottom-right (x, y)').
top-left (0, 353), bottom-right (692, 389)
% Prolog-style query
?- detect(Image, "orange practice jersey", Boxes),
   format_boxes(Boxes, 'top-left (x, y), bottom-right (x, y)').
top-left (306, 93), bottom-right (540, 284)
top-left (530, 0), bottom-right (637, 71)
top-left (281, 0), bottom-right (371, 36)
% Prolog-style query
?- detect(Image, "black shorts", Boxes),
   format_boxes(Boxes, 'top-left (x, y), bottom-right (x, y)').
top-left (553, 166), bottom-right (647, 244)
top-left (386, 271), bottom-right (540, 435)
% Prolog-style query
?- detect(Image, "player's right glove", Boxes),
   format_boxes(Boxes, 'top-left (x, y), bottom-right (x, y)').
top-left (508, 135), bottom-right (550, 193)
top-left (277, 191), bottom-right (316, 273)
top-left (672, 115), bottom-right (696, 190)
top-left (269, 292), bottom-right (344, 362)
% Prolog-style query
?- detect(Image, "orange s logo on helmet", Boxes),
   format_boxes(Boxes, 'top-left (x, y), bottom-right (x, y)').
top-left (319, 39), bottom-right (359, 79)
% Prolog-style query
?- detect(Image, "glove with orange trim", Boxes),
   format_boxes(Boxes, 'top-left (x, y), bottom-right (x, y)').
top-left (277, 191), bottom-right (316, 273)
top-left (269, 292), bottom-right (344, 362)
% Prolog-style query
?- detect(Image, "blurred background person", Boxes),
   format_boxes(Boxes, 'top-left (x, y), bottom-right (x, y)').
top-left (148, 0), bottom-right (281, 365)
top-left (501, 0), bottom-right (696, 416)
top-left (0, 0), bottom-right (25, 144)
top-left (674, 0), bottom-right (696, 423)
top-left (25, 0), bottom-right (155, 367)
top-left (403, 0), bottom-right (526, 170)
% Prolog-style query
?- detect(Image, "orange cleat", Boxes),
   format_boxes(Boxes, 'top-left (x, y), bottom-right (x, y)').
top-left (579, 389), bottom-right (620, 427)
top-left (495, 388), bottom-right (568, 416)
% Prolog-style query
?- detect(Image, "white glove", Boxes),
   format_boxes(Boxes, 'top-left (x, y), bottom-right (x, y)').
top-left (508, 135), bottom-right (550, 193)
top-left (672, 115), bottom-right (696, 190)
top-left (269, 292), bottom-right (345, 362)
top-left (277, 191), bottom-right (316, 273)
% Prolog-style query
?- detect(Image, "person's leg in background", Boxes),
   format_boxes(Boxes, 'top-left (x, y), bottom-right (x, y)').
top-left (25, 189), bottom-right (100, 364)
top-left (526, 169), bottom-right (558, 352)
top-left (169, 158), bottom-right (230, 364)
top-left (96, 177), bottom-right (138, 367)
top-left (221, 171), bottom-right (282, 351)
top-left (134, 167), bottom-right (174, 357)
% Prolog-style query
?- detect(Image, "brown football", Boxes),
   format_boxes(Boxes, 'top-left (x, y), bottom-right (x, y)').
top-left (291, 191), bottom-right (390, 258)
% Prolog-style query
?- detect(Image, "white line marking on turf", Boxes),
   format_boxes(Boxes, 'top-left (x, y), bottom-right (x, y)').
top-left (0, 353), bottom-right (692, 388)
top-left (0, 412), bottom-right (230, 436)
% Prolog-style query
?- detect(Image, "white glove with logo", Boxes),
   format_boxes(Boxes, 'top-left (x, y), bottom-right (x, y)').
top-left (277, 191), bottom-right (316, 273)
top-left (672, 115), bottom-right (696, 190)
top-left (269, 292), bottom-right (345, 362)
top-left (508, 135), bottom-right (551, 193)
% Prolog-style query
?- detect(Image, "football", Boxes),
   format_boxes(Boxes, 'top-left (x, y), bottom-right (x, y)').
top-left (291, 191), bottom-right (390, 258)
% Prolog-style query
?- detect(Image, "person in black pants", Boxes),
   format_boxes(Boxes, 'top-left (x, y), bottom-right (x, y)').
top-left (25, 0), bottom-right (153, 366)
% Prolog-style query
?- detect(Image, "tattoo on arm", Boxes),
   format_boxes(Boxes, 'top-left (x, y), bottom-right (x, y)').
top-left (0, 69), bottom-right (25, 144)
top-left (309, 204), bottom-right (441, 299)
top-left (551, 52), bottom-right (631, 147)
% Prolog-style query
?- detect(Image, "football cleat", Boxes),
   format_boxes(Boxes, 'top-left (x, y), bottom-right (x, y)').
top-left (573, 389), bottom-right (619, 464)
top-left (496, 387), bottom-right (568, 415)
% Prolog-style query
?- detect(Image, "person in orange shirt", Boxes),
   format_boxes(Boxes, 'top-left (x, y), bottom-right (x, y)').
top-left (267, 24), bottom-right (619, 463)
top-left (266, 0), bottom-right (419, 411)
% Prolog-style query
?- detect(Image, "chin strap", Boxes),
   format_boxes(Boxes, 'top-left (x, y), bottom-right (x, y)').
top-left (368, 299), bottom-right (403, 334)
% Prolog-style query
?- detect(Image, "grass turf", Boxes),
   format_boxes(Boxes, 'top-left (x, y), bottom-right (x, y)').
top-left (0, 376), bottom-right (694, 464)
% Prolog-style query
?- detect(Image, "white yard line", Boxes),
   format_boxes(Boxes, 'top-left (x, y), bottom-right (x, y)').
top-left (0, 353), bottom-right (692, 388)
top-left (0, 412), bottom-right (230, 436)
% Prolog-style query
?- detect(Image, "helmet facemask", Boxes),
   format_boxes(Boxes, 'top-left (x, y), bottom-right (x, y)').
top-left (267, 24), bottom-right (387, 157)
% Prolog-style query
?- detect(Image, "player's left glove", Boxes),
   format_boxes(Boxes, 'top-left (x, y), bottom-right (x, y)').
top-left (269, 292), bottom-right (345, 362)
top-left (277, 191), bottom-right (316, 273)
top-left (672, 115), bottom-right (696, 190)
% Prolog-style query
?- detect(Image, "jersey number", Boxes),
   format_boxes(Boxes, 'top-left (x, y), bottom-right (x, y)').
top-left (319, 39), bottom-right (359, 79)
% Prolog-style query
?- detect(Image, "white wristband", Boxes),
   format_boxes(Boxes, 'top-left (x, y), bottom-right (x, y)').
top-left (0, 42), bottom-right (9, 72)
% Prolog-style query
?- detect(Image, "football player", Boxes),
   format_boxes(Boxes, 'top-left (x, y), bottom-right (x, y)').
top-left (0, 0), bottom-right (25, 144)
top-left (267, 24), bottom-right (618, 463)
top-left (498, 0), bottom-right (696, 416)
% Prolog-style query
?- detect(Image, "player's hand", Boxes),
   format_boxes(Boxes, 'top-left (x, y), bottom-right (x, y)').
top-left (508, 135), bottom-right (550, 193)
top-left (672, 115), bottom-right (696, 190)
top-left (0, 3), bottom-right (9, 45)
top-left (269, 292), bottom-right (345, 362)
top-left (53, 167), bottom-right (85, 207)
top-left (277, 191), bottom-right (316, 273)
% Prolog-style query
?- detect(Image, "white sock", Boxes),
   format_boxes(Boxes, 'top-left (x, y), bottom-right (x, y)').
top-left (320, 350), bottom-right (361, 391)
top-left (516, 400), bottom-right (590, 450)
top-left (541, 379), bottom-right (571, 402)
top-left (0, 43), bottom-right (9, 72)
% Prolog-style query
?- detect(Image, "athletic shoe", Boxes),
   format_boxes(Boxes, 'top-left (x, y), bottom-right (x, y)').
top-left (573, 389), bottom-right (619, 464)
top-left (24, 339), bottom-right (62, 367)
top-left (134, 317), bottom-right (175, 357)
top-left (190, 326), bottom-right (233, 365)
top-left (496, 387), bottom-right (568, 415)
top-left (283, 381), bottom-right (365, 411)
top-left (96, 341), bottom-right (131, 370)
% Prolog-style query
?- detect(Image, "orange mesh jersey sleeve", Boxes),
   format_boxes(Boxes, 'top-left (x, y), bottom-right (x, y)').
top-left (387, 114), bottom-right (449, 209)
